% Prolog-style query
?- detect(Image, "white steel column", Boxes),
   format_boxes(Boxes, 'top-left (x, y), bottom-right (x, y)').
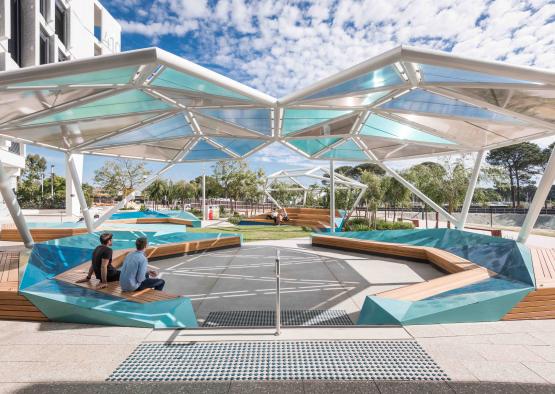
top-left (202, 168), bottom-right (206, 221)
top-left (517, 146), bottom-right (555, 243)
top-left (376, 161), bottom-right (458, 224)
top-left (93, 162), bottom-right (176, 229)
top-left (457, 150), bottom-right (485, 230)
top-left (66, 153), bottom-right (94, 232)
top-left (330, 160), bottom-right (335, 232)
top-left (65, 153), bottom-right (84, 217)
top-left (0, 161), bottom-right (33, 248)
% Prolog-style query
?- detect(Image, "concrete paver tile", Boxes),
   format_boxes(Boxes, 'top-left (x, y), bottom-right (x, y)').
top-left (461, 360), bottom-right (547, 383)
top-left (527, 346), bottom-right (555, 362)
top-left (485, 333), bottom-right (550, 346)
top-left (522, 363), bottom-right (555, 385)
top-left (475, 344), bottom-right (546, 362)
top-left (430, 356), bottom-right (479, 382)
top-left (376, 380), bottom-right (454, 393)
top-left (303, 380), bottom-right (379, 393)
top-left (447, 382), bottom-right (527, 393)
top-left (229, 380), bottom-right (304, 394)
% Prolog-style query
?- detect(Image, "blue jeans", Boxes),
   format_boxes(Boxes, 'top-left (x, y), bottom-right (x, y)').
top-left (136, 277), bottom-right (165, 291)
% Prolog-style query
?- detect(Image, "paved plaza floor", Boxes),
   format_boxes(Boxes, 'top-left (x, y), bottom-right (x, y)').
top-left (155, 238), bottom-right (443, 323)
top-left (1, 237), bottom-right (555, 392)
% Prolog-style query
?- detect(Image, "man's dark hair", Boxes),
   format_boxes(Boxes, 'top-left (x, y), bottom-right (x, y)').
top-left (136, 236), bottom-right (148, 251)
top-left (99, 233), bottom-right (112, 245)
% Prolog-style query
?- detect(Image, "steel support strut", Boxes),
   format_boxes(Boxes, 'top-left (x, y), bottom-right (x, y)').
top-left (66, 153), bottom-right (94, 232)
top-left (457, 150), bottom-right (485, 229)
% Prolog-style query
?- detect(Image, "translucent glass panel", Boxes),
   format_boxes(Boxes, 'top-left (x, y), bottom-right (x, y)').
top-left (361, 114), bottom-right (454, 144)
top-left (288, 137), bottom-right (342, 156)
top-left (302, 65), bottom-right (403, 101)
top-left (94, 144), bottom-right (180, 161)
top-left (211, 137), bottom-right (265, 156)
top-left (281, 109), bottom-right (352, 135)
top-left (453, 87), bottom-right (555, 123)
top-left (199, 108), bottom-right (271, 135)
top-left (14, 66), bottom-right (138, 87)
top-left (182, 139), bottom-right (232, 161)
top-left (88, 114), bottom-right (193, 148)
top-left (419, 64), bottom-right (538, 85)
top-left (195, 114), bottom-right (264, 137)
top-left (301, 90), bottom-right (391, 107)
top-left (151, 67), bottom-right (249, 101)
top-left (380, 89), bottom-right (521, 123)
top-left (319, 139), bottom-right (368, 161)
top-left (25, 90), bottom-right (173, 125)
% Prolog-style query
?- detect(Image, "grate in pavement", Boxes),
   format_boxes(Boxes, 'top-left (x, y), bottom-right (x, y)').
top-left (202, 310), bottom-right (354, 327)
top-left (107, 340), bottom-right (449, 382)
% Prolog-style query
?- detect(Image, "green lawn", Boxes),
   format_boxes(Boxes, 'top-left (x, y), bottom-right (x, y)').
top-left (187, 225), bottom-right (312, 242)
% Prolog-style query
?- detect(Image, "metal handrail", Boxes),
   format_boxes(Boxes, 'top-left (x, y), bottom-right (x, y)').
top-left (275, 249), bottom-right (281, 336)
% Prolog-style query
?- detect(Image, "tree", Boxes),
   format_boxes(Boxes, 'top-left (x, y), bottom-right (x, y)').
top-left (213, 160), bottom-right (244, 199)
top-left (360, 170), bottom-right (383, 227)
top-left (94, 159), bottom-right (150, 198)
top-left (486, 143), bottom-right (543, 207)
top-left (192, 175), bottom-right (223, 198)
top-left (144, 178), bottom-right (167, 209)
top-left (381, 176), bottom-right (411, 221)
top-left (335, 163), bottom-right (385, 180)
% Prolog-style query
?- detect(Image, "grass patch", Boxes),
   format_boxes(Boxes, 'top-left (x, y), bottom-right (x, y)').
top-left (187, 225), bottom-right (312, 242)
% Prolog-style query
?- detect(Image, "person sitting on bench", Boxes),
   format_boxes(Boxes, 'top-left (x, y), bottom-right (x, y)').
top-left (76, 232), bottom-right (119, 289)
top-left (280, 208), bottom-right (289, 222)
top-left (266, 208), bottom-right (278, 224)
top-left (120, 236), bottom-right (165, 292)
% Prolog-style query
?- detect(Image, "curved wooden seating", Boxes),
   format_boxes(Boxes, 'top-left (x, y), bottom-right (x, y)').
top-left (242, 207), bottom-right (341, 230)
top-left (54, 235), bottom-right (241, 303)
top-left (0, 251), bottom-right (47, 321)
top-left (312, 234), bottom-right (496, 301)
top-left (0, 224), bottom-right (87, 242)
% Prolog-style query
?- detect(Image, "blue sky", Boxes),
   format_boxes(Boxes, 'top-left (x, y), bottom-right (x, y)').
top-left (29, 0), bottom-right (555, 183)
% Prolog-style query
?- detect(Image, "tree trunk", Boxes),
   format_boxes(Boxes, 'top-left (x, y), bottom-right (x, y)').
top-left (509, 169), bottom-right (516, 208)
top-left (515, 170), bottom-right (521, 207)
top-left (435, 211), bottom-right (439, 228)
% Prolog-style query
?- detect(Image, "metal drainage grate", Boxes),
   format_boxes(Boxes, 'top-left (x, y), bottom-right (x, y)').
top-left (107, 341), bottom-right (449, 382)
top-left (202, 310), bottom-right (354, 327)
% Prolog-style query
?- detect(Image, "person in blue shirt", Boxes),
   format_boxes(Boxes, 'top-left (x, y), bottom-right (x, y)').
top-left (120, 236), bottom-right (165, 292)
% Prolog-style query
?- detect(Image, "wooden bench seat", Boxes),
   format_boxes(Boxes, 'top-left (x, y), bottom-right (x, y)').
top-left (0, 251), bottom-right (48, 321)
top-left (312, 234), bottom-right (496, 302)
top-left (54, 236), bottom-right (241, 303)
top-left (0, 224), bottom-right (88, 242)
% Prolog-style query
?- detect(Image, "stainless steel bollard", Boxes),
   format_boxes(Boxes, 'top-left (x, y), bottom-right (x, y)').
top-left (275, 249), bottom-right (281, 336)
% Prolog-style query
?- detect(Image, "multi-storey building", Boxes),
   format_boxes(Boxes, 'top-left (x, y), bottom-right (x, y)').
top-left (0, 0), bottom-right (121, 218)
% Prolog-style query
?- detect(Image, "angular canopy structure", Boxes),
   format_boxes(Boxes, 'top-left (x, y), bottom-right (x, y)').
top-left (0, 45), bottom-right (553, 163)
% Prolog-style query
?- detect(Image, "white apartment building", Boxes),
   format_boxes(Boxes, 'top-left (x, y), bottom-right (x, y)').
top-left (0, 0), bottom-right (121, 218)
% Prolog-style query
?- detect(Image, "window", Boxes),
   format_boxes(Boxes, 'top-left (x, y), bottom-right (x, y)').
top-left (39, 0), bottom-right (48, 18)
top-left (55, 1), bottom-right (67, 47)
top-left (39, 30), bottom-right (50, 65)
top-left (8, 0), bottom-right (22, 66)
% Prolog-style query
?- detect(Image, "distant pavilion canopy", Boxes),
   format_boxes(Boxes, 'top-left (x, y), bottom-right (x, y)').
top-left (0, 46), bottom-right (553, 164)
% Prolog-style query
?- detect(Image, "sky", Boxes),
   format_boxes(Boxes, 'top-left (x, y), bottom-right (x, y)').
top-left (28, 0), bottom-right (555, 183)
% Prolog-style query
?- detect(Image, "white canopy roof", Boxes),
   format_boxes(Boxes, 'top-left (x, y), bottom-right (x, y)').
top-left (0, 46), bottom-right (553, 163)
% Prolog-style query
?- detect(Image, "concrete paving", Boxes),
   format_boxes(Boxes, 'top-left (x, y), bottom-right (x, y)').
top-left (154, 238), bottom-right (443, 323)
top-left (2, 237), bottom-right (555, 390)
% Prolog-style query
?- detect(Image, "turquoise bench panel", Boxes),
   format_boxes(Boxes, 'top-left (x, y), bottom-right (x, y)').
top-left (317, 229), bottom-right (535, 325)
top-left (110, 209), bottom-right (202, 228)
top-left (19, 230), bottom-right (240, 328)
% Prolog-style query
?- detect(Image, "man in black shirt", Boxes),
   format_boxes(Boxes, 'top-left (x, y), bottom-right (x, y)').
top-left (76, 233), bottom-right (120, 289)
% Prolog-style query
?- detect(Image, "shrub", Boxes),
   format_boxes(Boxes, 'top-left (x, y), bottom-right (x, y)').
top-left (228, 214), bottom-right (244, 225)
top-left (139, 204), bottom-right (148, 212)
top-left (343, 218), bottom-right (413, 231)
top-left (191, 208), bottom-right (202, 217)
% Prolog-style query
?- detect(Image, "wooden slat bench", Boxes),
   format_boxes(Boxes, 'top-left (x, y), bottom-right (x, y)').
top-left (0, 251), bottom-right (48, 321)
top-left (55, 236), bottom-right (241, 303)
top-left (312, 234), bottom-right (496, 301)
top-left (0, 224), bottom-right (88, 242)
top-left (503, 248), bottom-right (555, 320)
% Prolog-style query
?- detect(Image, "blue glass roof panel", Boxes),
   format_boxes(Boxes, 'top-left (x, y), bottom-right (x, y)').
top-left (182, 139), bottom-right (232, 161)
top-left (14, 66), bottom-right (138, 87)
top-left (25, 90), bottom-right (173, 125)
top-left (419, 64), bottom-right (539, 85)
top-left (303, 65), bottom-right (403, 100)
top-left (380, 89), bottom-right (522, 123)
top-left (198, 109), bottom-right (271, 135)
top-left (289, 137), bottom-right (342, 156)
top-left (320, 139), bottom-right (368, 160)
top-left (87, 114), bottom-right (193, 148)
top-left (211, 137), bottom-right (265, 156)
top-left (282, 109), bottom-right (352, 135)
top-left (361, 114), bottom-right (454, 144)
top-left (151, 68), bottom-right (250, 101)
